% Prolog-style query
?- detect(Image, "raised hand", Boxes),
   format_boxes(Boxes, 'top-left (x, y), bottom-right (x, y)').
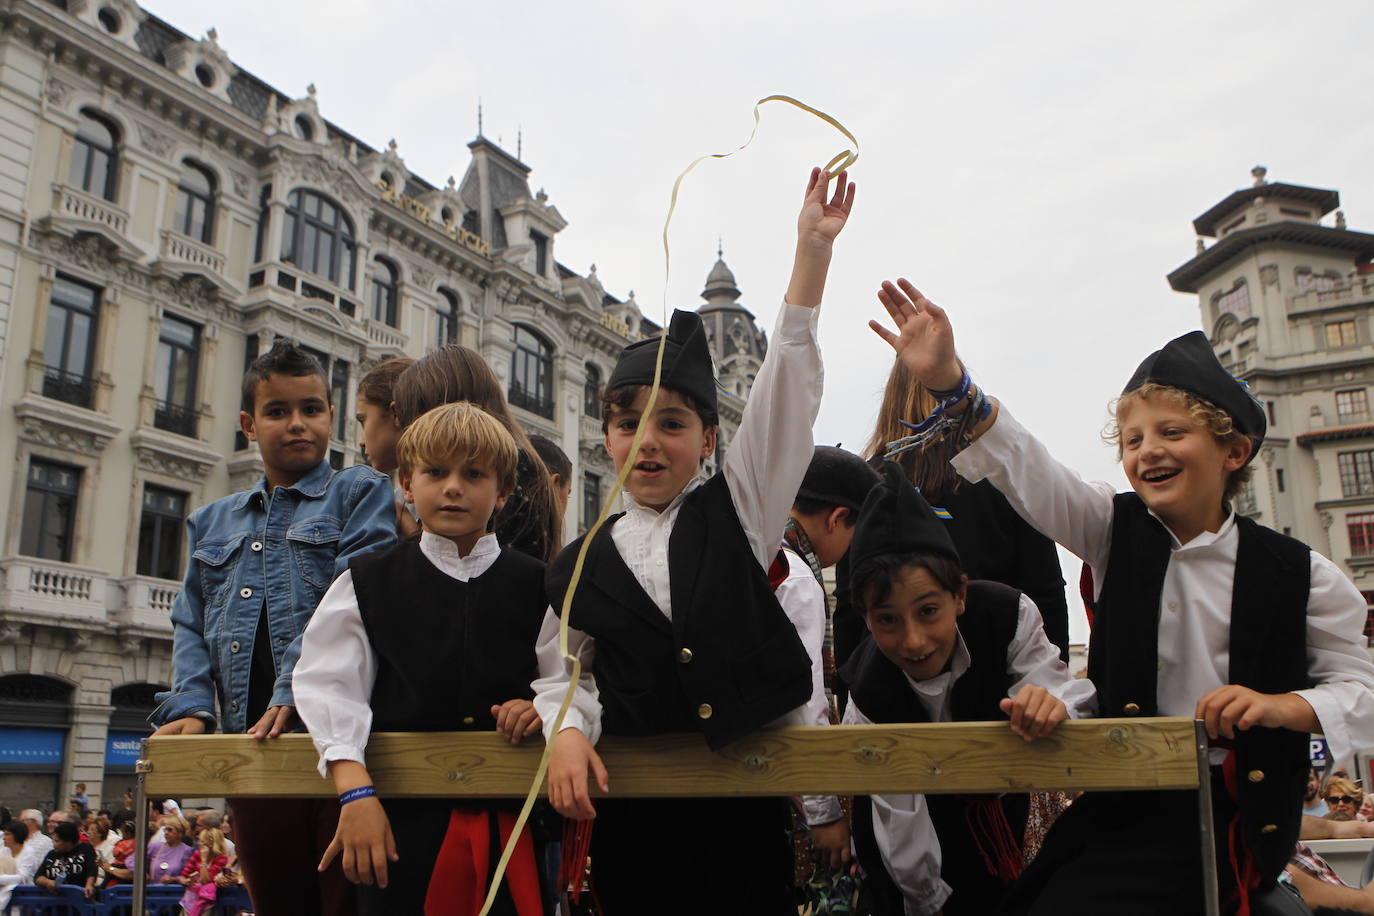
top-left (797, 167), bottom-right (856, 247)
top-left (869, 279), bottom-right (963, 391)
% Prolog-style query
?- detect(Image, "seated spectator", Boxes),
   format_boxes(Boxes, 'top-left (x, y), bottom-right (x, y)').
top-left (1286, 844), bottom-right (1374, 914)
top-left (1325, 777), bottom-right (1364, 822)
top-left (1305, 768), bottom-right (1330, 817)
top-left (91, 822), bottom-right (114, 878)
top-left (191, 810), bottom-right (235, 856)
top-left (177, 827), bottom-right (229, 916)
top-left (1, 820), bottom-right (44, 910)
top-left (146, 815), bottom-right (193, 884)
top-left (34, 821), bottom-right (98, 901)
top-left (1361, 794), bottom-right (1374, 822)
top-left (100, 820), bottom-right (138, 886)
top-left (18, 810), bottom-right (52, 860)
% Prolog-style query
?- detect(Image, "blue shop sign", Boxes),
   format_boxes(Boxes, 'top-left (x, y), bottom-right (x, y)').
top-left (1310, 737), bottom-right (1329, 766)
top-left (0, 726), bottom-right (65, 767)
top-left (105, 731), bottom-right (144, 768)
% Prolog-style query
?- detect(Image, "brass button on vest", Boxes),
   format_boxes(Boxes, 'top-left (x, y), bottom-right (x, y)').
top-left (462, 716), bottom-right (475, 725)
top-left (678, 648), bottom-right (693, 664)
top-left (1247, 769), bottom-right (1265, 783)
top-left (1260, 824), bottom-right (1278, 834)
top-left (697, 703), bottom-right (713, 719)
top-left (1123, 702), bottom-right (1141, 715)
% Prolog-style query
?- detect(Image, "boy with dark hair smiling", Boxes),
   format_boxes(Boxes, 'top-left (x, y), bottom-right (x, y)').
top-left (533, 167), bottom-right (855, 913)
top-left (151, 339), bottom-right (396, 916)
top-left (870, 278), bottom-right (1374, 913)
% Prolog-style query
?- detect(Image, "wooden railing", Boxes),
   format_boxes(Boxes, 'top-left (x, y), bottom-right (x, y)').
top-left (133, 718), bottom-right (1220, 913)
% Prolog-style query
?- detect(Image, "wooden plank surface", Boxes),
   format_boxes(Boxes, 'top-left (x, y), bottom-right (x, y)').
top-left (142, 718), bottom-right (1199, 798)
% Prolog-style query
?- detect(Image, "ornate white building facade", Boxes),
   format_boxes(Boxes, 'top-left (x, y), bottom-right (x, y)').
top-left (0, 0), bottom-right (765, 811)
top-left (1168, 167), bottom-right (1374, 642)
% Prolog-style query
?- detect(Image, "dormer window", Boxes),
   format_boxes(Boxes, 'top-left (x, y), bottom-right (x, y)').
top-left (379, 171), bottom-right (395, 192)
top-left (97, 7), bottom-right (121, 32)
top-left (530, 230), bottom-right (548, 276)
top-left (194, 64), bottom-right (216, 89)
top-left (294, 115), bottom-right (315, 142)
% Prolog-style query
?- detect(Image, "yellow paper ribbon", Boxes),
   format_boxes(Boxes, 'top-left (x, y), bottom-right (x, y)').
top-left (478, 95), bottom-right (856, 915)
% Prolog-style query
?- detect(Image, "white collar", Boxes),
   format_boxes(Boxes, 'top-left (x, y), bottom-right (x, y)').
top-left (1153, 507), bottom-right (1237, 551)
top-left (420, 530), bottom-right (500, 560)
top-left (620, 475), bottom-right (705, 518)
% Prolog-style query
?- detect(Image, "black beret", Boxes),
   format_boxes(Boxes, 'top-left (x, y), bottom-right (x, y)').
top-left (607, 309), bottom-right (717, 418)
top-left (1123, 330), bottom-right (1266, 461)
top-left (850, 461), bottom-right (960, 574)
top-left (796, 446), bottom-right (882, 511)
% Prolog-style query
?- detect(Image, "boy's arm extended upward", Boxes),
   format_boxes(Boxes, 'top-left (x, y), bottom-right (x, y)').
top-left (727, 168), bottom-right (854, 569)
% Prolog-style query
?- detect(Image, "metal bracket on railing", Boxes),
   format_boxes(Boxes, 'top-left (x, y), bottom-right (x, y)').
top-left (133, 740), bottom-right (149, 916)
top-left (1195, 720), bottom-right (1221, 916)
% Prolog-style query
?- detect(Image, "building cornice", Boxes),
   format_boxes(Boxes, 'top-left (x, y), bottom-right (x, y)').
top-left (1296, 424), bottom-right (1374, 446)
top-left (1167, 222), bottom-right (1374, 293)
top-left (1192, 183), bottom-right (1339, 237)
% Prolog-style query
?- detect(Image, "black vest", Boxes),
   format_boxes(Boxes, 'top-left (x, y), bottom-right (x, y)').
top-left (840, 581), bottom-right (1029, 916)
top-left (350, 539), bottom-right (546, 733)
top-left (545, 474), bottom-right (813, 750)
top-left (1089, 493), bottom-right (1311, 878)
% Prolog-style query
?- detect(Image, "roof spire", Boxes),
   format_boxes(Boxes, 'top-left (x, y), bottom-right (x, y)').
top-left (477, 98), bottom-right (483, 137)
top-left (717, 235), bottom-right (723, 260)
top-left (517, 126), bottom-right (522, 161)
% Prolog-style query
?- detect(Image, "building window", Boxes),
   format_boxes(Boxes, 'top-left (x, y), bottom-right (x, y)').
top-left (1326, 320), bottom-right (1358, 348)
top-left (1275, 468), bottom-right (1285, 493)
top-left (280, 189), bottom-right (356, 288)
top-left (21, 460), bottom-right (80, 562)
top-left (1266, 401), bottom-right (1277, 426)
top-left (1213, 281), bottom-right (1251, 321)
top-left (530, 229), bottom-right (548, 276)
top-left (435, 289), bottom-right (460, 349)
top-left (153, 314), bottom-right (200, 437)
top-left (1338, 451), bottom-right (1374, 497)
top-left (331, 358), bottom-right (350, 441)
top-left (294, 115), bottom-right (314, 142)
top-left (42, 275), bottom-right (100, 408)
top-left (174, 160), bottom-right (216, 244)
top-left (509, 325), bottom-right (554, 419)
top-left (583, 363), bottom-right (601, 418)
top-left (370, 258), bottom-right (398, 326)
top-left (1336, 389), bottom-right (1370, 424)
top-left (69, 109), bottom-right (118, 201)
top-left (582, 473), bottom-right (601, 533)
top-left (136, 485), bottom-right (187, 580)
top-left (1349, 513), bottom-right (1374, 558)
top-left (234, 333), bottom-right (258, 451)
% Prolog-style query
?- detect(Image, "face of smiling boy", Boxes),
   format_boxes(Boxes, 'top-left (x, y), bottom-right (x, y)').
top-left (604, 387), bottom-right (717, 512)
top-left (402, 457), bottom-right (510, 555)
top-left (863, 564), bottom-right (966, 681)
top-left (1118, 392), bottom-right (1250, 544)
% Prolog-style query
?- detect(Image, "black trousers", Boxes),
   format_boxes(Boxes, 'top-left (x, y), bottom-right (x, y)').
top-left (229, 797), bottom-right (357, 916)
top-left (587, 797), bottom-right (793, 915)
top-left (997, 774), bottom-right (1240, 916)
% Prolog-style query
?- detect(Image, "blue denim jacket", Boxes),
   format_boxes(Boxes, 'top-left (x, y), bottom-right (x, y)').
top-left (152, 460), bottom-right (396, 734)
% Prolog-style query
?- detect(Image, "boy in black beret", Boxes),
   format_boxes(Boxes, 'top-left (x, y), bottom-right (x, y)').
top-left (771, 447), bottom-right (883, 880)
top-left (533, 167), bottom-right (855, 913)
top-left (840, 462), bottom-right (1092, 915)
top-left (870, 278), bottom-right (1374, 914)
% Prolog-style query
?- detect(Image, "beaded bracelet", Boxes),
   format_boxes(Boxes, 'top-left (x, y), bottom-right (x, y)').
top-left (338, 786), bottom-right (377, 805)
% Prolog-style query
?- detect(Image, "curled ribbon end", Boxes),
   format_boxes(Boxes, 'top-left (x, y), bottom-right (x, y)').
top-left (823, 150), bottom-right (857, 178)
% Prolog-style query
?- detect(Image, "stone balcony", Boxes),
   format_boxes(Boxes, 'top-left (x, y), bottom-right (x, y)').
top-left (366, 319), bottom-right (407, 356)
top-left (41, 185), bottom-right (140, 257)
top-left (1288, 278), bottom-right (1374, 316)
top-left (0, 557), bottom-right (179, 637)
top-left (156, 229), bottom-right (235, 294)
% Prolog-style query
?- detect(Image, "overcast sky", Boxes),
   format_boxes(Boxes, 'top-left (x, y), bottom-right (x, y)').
top-left (162, 0), bottom-right (1373, 642)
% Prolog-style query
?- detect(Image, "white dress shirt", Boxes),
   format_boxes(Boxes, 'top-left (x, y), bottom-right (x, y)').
top-left (294, 532), bottom-right (503, 777)
top-left (844, 593), bottom-right (1094, 916)
top-left (775, 547), bottom-right (845, 826)
top-left (533, 302), bottom-right (824, 744)
top-left (951, 405), bottom-right (1374, 769)
top-left (0, 832), bottom-right (48, 910)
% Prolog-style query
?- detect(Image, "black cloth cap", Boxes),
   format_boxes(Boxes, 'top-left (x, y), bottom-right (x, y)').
top-left (1122, 330), bottom-right (1266, 457)
top-left (850, 461), bottom-right (961, 573)
top-left (606, 309), bottom-right (718, 418)
top-left (796, 446), bottom-right (882, 512)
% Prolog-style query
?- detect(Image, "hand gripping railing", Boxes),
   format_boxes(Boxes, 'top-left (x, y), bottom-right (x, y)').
top-left (133, 717), bottom-right (1218, 915)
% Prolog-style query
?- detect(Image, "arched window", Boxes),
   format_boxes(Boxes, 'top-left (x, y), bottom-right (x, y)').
top-left (174, 160), bottom-right (215, 243)
top-left (509, 325), bottom-right (554, 419)
top-left (435, 288), bottom-right (460, 348)
top-left (370, 257), bottom-right (399, 326)
top-left (583, 363), bottom-right (601, 418)
top-left (294, 115), bottom-right (314, 142)
top-left (280, 189), bottom-right (356, 288)
top-left (69, 109), bottom-right (118, 200)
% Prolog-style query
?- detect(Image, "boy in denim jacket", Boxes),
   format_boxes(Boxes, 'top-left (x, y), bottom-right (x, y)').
top-left (151, 340), bottom-right (395, 916)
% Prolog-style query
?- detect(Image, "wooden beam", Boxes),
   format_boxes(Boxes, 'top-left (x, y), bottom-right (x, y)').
top-left (141, 718), bottom-right (1200, 799)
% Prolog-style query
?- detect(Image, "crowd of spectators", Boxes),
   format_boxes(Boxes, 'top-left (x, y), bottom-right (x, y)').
top-left (0, 791), bottom-right (246, 912)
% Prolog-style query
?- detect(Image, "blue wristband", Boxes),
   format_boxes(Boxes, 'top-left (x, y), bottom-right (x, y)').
top-left (338, 786), bottom-right (377, 805)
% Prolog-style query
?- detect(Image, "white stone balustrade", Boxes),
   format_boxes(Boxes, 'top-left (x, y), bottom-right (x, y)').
top-left (52, 184), bottom-right (130, 237)
top-left (113, 575), bottom-right (180, 632)
top-left (160, 229), bottom-right (227, 276)
top-left (0, 556), bottom-right (108, 623)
